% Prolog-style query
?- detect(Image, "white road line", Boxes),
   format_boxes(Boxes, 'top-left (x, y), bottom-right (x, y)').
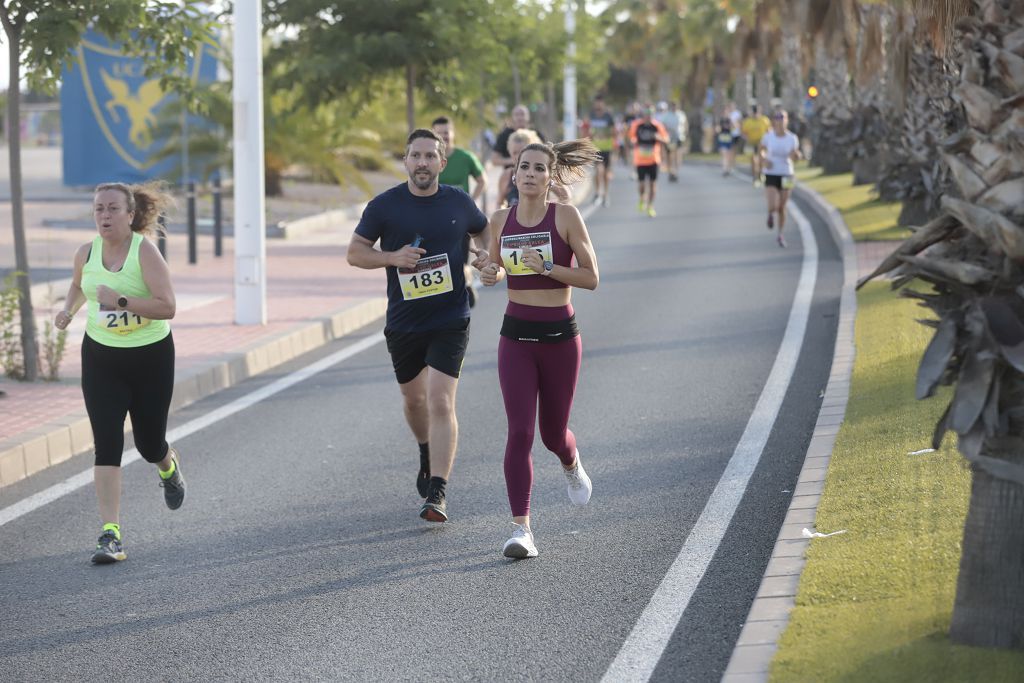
top-left (601, 202), bottom-right (818, 682)
top-left (0, 332), bottom-right (385, 529)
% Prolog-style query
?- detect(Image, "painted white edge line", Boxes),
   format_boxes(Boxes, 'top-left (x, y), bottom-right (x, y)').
top-left (0, 332), bottom-right (386, 529)
top-left (601, 202), bottom-right (818, 682)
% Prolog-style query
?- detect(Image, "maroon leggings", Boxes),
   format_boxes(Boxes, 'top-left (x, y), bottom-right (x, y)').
top-left (498, 302), bottom-right (581, 517)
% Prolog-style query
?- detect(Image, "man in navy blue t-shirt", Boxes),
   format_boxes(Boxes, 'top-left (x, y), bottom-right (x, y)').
top-left (347, 128), bottom-right (489, 524)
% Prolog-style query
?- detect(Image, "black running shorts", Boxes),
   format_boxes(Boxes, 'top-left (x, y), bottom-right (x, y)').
top-left (637, 164), bottom-right (658, 182)
top-left (764, 174), bottom-right (792, 190)
top-left (598, 151), bottom-right (613, 167)
top-left (385, 318), bottom-right (470, 384)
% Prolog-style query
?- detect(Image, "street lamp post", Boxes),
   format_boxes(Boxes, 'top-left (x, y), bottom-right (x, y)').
top-left (233, 0), bottom-right (267, 325)
top-left (563, 0), bottom-right (577, 141)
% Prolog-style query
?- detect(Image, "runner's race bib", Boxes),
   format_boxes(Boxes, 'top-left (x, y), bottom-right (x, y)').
top-left (399, 253), bottom-right (454, 300)
top-left (500, 232), bottom-right (553, 276)
top-left (782, 176), bottom-right (796, 190)
top-left (635, 146), bottom-right (658, 164)
top-left (95, 305), bottom-right (150, 335)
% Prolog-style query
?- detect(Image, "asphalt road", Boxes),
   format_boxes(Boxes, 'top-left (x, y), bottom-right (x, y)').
top-left (0, 163), bottom-right (841, 682)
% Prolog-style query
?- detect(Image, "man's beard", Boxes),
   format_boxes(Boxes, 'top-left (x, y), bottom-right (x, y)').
top-left (411, 169), bottom-right (435, 190)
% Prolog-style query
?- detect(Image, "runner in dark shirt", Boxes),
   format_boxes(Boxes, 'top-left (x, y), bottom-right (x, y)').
top-left (348, 129), bottom-right (490, 524)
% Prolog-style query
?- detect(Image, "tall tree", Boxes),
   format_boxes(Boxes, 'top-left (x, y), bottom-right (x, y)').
top-left (778, 0), bottom-right (808, 116)
top-left (861, 0), bottom-right (1024, 651)
top-left (805, 0), bottom-right (857, 173)
top-left (876, 6), bottom-right (966, 226)
top-left (849, 2), bottom-right (892, 186)
top-left (0, 1), bottom-right (214, 381)
top-left (264, 0), bottom-right (504, 133)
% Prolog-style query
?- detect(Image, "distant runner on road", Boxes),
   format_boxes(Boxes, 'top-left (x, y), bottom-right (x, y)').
top-left (760, 110), bottom-right (802, 248)
top-left (585, 94), bottom-right (616, 207)
top-left (434, 115), bottom-right (488, 308)
top-left (629, 105), bottom-right (669, 218)
top-left (347, 129), bottom-right (490, 523)
top-left (741, 105), bottom-right (772, 187)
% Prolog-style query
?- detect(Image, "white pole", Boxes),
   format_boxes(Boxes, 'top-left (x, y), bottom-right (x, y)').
top-left (563, 0), bottom-right (577, 141)
top-left (233, 0), bottom-right (267, 325)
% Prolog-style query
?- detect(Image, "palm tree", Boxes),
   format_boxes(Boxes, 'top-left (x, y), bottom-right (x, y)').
top-left (805, 0), bottom-right (857, 174)
top-left (876, 7), bottom-right (966, 226)
top-left (849, 3), bottom-right (892, 185)
top-left (750, 1), bottom-right (782, 111)
top-left (860, 0), bottom-right (1024, 650)
top-left (778, 0), bottom-right (808, 117)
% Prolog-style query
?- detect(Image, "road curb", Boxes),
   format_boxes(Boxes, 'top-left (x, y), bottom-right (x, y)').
top-left (0, 297), bottom-right (387, 489)
top-left (721, 182), bottom-right (858, 681)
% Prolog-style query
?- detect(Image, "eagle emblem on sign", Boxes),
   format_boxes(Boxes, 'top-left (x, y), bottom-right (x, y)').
top-left (99, 69), bottom-right (167, 150)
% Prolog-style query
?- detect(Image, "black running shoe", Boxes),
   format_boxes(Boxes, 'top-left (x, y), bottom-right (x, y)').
top-left (416, 469), bottom-right (430, 498)
top-left (420, 488), bottom-right (448, 523)
top-left (159, 448), bottom-right (186, 510)
top-left (91, 530), bottom-right (126, 564)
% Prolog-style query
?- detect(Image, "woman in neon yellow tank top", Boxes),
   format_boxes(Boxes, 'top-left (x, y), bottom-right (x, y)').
top-left (54, 181), bottom-right (186, 564)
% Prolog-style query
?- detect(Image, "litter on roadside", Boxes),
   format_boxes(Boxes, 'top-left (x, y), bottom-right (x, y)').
top-left (802, 528), bottom-right (848, 538)
top-left (907, 448), bottom-right (936, 455)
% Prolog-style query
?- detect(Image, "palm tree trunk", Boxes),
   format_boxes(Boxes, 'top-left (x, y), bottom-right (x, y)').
top-left (950, 436), bottom-right (1024, 648)
top-left (877, 38), bottom-right (962, 224)
top-left (809, 42), bottom-right (853, 174)
top-left (850, 5), bottom-right (891, 186)
top-left (711, 50), bottom-right (729, 116)
top-left (657, 72), bottom-right (673, 104)
top-left (734, 69), bottom-right (752, 113)
top-left (779, 18), bottom-right (803, 116)
top-left (755, 60), bottom-right (773, 112)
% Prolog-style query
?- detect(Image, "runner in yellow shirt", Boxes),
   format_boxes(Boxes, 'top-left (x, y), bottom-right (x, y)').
top-left (741, 104), bottom-right (772, 187)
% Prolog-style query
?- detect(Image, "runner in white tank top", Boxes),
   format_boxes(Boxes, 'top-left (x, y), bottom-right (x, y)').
top-left (759, 110), bottom-right (802, 248)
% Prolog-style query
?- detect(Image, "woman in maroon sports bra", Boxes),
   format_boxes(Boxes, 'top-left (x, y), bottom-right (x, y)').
top-left (478, 139), bottom-right (601, 559)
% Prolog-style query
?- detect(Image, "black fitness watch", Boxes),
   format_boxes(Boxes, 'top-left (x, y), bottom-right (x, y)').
top-left (117, 295), bottom-right (129, 309)
top-left (542, 260), bottom-right (554, 276)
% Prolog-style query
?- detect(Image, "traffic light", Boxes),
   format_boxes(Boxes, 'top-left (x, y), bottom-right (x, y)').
top-left (807, 85), bottom-right (819, 98)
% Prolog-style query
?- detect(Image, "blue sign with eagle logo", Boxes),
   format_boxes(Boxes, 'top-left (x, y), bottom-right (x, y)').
top-left (60, 30), bottom-right (218, 186)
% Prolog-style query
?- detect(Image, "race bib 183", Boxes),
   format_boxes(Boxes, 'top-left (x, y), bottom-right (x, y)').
top-left (500, 232), bottom-right (553, 276)
top-left (399, 253), bottom-right (454, 300)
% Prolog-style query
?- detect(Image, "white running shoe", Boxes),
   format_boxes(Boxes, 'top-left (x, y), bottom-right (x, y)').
top-left (503, 523), bottom-right (538, 558)
top-left (564, 451), bottom-right (592, 506)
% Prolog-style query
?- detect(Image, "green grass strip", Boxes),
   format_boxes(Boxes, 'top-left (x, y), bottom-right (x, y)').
top-left (770, 282), bottom-right (1024, 681)
top-left (794, 166), bottom-right (907, 242)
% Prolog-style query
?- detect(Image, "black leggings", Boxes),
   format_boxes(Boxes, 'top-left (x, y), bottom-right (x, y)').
top-left (81, 332), bottom-right (175, 467)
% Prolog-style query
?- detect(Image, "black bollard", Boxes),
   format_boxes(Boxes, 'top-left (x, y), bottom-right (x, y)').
top-left (213, 175), bottom-right (223, 257)
top-left (187, 181), bottom-right (197, 265)
top-left (157, 215), bottom-right (167, 259)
